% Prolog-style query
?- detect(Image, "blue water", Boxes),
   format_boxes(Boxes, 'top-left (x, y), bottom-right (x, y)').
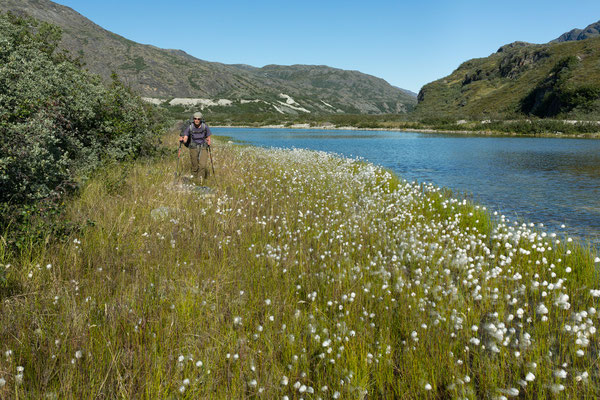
top-left (214, 127), bottom-right (600, 246)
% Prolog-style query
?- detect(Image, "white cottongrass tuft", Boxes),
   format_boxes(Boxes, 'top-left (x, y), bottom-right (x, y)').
top-left (525, 372), bottom-right (535, 382)
top-left (554, 369), bottom-right (568, 379)
top-left (536, 303), bottom-right (549, 315)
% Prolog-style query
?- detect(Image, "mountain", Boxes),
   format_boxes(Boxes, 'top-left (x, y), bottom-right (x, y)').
top-left (416, 22), bottom-right (600, 119)
top-left (0, 0), bottom-right (416, 115)
top-left (551, 20), bottom-right (600, 43)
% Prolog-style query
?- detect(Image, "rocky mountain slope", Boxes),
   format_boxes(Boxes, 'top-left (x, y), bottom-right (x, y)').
top-left (551, 20), bottom-right (600, 43)
top-left (0, 0), bottom-right (416, 115)
top-left (416, 21), bottom-right (600, 119)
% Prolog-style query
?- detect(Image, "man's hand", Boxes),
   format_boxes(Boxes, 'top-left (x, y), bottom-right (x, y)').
top-left (179, 136), bottom-right (188, 143)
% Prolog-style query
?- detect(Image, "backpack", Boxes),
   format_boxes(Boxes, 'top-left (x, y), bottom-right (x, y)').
top-left (180, 118), bottom-right (206, 148)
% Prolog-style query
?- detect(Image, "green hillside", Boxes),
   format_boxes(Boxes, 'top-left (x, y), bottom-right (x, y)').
top-left (416, 37), bottom-right (600, 119)
top-left (0, 0), bottom-right (416, 115)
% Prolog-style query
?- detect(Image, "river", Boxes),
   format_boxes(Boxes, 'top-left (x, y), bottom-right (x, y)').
top-left (214, 127), bottom-right (600, 246)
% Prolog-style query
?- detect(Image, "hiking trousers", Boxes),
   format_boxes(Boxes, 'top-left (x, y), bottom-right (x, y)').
top-left (189, 145), bottom-right (210, 182)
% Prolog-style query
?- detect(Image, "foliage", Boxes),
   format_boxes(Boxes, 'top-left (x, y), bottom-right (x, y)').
top-left (1, 136), bottom-right (599, 398)
top-left (519, 56), bottom-right (600, 117)
top-left (416, 37), bottom-right (600, 120)
top-left (0, 12), bottom-right (167, 249)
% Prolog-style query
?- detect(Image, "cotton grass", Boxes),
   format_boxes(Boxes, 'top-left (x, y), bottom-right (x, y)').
top-left (1, 137), bottom-right (599, 398)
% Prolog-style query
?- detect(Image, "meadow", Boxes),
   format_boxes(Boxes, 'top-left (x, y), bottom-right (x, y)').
top-left (1, 134), bottom-right (600, 399)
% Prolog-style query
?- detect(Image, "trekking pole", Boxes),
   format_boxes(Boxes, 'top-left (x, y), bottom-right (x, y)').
top-left (208, 144), bottom-right (215, 176)
top-left (175, 141), bottom-right (182, 179)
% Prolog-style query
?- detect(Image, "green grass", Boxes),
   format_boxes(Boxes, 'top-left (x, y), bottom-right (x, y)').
top-left (1, 134), bottom-right (599, 398)
top-left (416, 37), bottom-right (600, 120)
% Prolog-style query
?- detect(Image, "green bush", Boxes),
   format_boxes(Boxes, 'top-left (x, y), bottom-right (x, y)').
top-left (0, 12), bottom-right (166, 246)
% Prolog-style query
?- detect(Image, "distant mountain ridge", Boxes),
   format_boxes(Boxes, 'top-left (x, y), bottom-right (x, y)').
top-left (416, 20), bottom-right (600, 119)
top-left (551, 20), bottom-right (600, 43)
top-left (0, 0), bottom-right (416, 115)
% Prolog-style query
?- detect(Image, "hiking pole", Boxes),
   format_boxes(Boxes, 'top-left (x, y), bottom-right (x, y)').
top-left (175, 141), bottom-right (182, 179)
top-left (208, 144), bottom-right (215, 176)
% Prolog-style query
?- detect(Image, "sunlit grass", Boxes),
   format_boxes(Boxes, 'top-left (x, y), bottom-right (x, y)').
top-left (1, 134), bottom-right (599, 399)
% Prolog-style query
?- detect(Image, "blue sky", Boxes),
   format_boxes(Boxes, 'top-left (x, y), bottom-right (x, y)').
top-left (54, 0), bottom-right (600, 93)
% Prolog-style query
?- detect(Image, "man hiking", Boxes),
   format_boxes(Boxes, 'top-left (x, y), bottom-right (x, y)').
top-left (180, 112), bottom-right (212, 184)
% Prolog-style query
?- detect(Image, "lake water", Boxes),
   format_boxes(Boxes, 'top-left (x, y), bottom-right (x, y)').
top-left (214, 127), bottom-right (600, 246)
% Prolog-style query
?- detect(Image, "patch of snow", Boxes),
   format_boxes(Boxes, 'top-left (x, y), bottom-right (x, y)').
top-left (321, 100), bottom-right (334, 108)
top-left (272, 104), bottom-right (285, 114)
top-left (169, 98), bottom-right (233, 107)
top-left (240, 99), bottom-right (264, 104)
top-left (276, 101), bottom-right (311, 113)
top-left (279, 93), bottom-right (300, 106)
top-left (142, 97), bottom-right (167, 105)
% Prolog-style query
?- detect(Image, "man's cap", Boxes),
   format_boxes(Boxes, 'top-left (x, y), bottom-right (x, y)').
top-left (193, 112), bottom-right (203, 119)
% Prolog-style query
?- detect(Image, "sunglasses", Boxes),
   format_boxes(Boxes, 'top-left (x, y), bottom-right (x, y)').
top-left (193, 118), bottom-right (201, 120)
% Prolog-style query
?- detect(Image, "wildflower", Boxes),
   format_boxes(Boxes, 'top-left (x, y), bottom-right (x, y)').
top-left (281, 375), bottom-right (289, 385)
top-left (575, 371), bottom-right (589, 382)
top-left (500, 388), bottom-right (519, 397)
top-left (553, 293), bottom-right (570, 310)
top-left (195, 360), bottom-right (203, 367)
top-left (424, 383), bottom-right (432, 390)
top-left (75, 350), bottom-right (83, 359)
top-left (0, 378), bottom-right (5, 387)
top-left (554, 369), bottom-right (567, 379)
top-left (536, 304), bottom-right (549, 315)
top-left (550, 384), bottom-right (564, 393)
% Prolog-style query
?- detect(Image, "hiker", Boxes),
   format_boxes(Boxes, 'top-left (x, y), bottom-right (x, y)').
top-left (180, 112), bottom-right (212, 184)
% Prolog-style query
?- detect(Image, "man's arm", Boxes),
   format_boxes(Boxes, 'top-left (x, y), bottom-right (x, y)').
top-left (180, 125), bottom-right (190, 143)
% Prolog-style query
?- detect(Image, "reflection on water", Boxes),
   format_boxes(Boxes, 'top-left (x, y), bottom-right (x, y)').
top-left (216, 127), bottom-right (600, 246)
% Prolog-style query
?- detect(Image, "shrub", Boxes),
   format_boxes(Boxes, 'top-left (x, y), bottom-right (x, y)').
top-left (0, 12), bottom-right (166, 246)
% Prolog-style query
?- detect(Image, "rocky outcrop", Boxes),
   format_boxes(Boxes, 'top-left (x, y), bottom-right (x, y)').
top-left (551, 20), bottom-right (600, 43)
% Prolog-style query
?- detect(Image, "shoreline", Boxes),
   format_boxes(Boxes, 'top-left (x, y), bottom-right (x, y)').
top-left (212, 124), bottom-right (600, 139)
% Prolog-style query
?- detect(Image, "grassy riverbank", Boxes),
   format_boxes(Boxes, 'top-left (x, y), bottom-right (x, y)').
top-left (1, 135), bottom-right (600, 398)
top-left (200, 112), bottom-right (600, 137)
